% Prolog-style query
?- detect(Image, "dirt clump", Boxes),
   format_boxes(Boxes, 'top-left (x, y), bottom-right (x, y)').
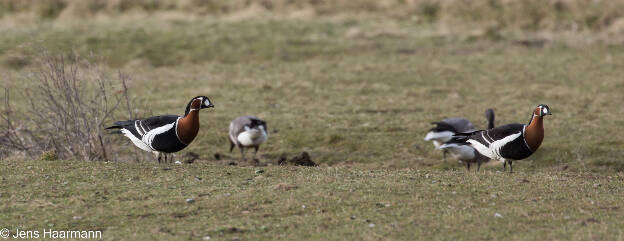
top-left (273, 183), bottom-right (298, 191)
top-left (181, 152), bottom-right (199, 163)
top-left (278, 152), bottom-right (317, 166)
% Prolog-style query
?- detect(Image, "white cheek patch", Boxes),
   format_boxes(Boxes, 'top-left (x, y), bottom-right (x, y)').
top-left (204, 99), bottom-right (211, 106)
top-left (543, 108), bottom-right (548, 114)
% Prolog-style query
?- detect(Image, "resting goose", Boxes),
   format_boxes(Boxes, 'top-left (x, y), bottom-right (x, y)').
top-left (452, 104), bottom-right (551, 172)
top-left (228, 116), bottom-right (268, 161)
top-left (106, 96), bottom-right (214, 163)
top-left (438, 108), bottom-right (495, 170)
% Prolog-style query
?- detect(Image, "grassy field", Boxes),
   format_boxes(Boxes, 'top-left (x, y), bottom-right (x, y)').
top-left (1, 5), bottom-right (624, 240)
top-left (2, 160), bottom-right (624, 240)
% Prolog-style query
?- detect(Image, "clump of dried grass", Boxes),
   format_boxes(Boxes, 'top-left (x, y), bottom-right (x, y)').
top-left (0, 52), bottom-right (138, 161)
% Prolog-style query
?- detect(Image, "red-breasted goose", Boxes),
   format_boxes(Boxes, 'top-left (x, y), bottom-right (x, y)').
top-left (453, 104), bottom-right (551, 172)
top-left (106, 96), bottom-right (214, 163)
top-left (438, 108), bottom-right (495, 170)
top-left (228, 116), bottom-right (268, 161)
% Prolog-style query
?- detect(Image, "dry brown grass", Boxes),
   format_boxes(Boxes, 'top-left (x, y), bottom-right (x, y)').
top-left (0, 52), bottom-right (148, 161)
top-left (2, 0), bottom-right (624, 33)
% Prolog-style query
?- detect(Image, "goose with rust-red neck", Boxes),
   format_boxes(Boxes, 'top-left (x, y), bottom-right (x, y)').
top-left (106, 95), bottom-right (214, 163)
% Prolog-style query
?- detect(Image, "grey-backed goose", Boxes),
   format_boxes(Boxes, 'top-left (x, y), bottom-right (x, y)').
top-left (424, 109), bottom-right (494, 162)
top-left (438, 108), bottom-right (495, 170)
top-left (106, 96), bottom-right (214, 163)
top-left (228, 116), bottom-right (268, 161)
top-left (424, 118), bottom-right (476, 161)
top-left (452, 104), bottom-right (551, 172)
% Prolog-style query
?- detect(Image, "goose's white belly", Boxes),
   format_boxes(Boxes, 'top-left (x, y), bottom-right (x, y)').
top-left (237, 130), bottom-right (267, 146)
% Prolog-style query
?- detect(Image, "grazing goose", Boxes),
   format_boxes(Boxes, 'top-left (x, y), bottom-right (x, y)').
top-left (424, 118), bottom-right (475, 161)
top-left (424, 109), bottom-right (495, 162)
top-left (452, 104), bottom-right (551, 172)
top-left (228, 116), bottom-right (268, 161)
top-left (438, 108), bottom-right (495, 170)
top-left (106, 96), bottom-right (214, 163)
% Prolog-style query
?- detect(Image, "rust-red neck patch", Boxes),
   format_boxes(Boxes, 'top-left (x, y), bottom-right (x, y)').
top-left (524, 114), bottom-right (544, 151)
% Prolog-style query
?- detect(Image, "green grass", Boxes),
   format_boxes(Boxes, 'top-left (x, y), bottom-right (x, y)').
top-left (2, 159), bottom-right (624, 240)
top-left (1, 14), bottom-right (624, 240)
top-left (3, 17), bottom-right (624, 170)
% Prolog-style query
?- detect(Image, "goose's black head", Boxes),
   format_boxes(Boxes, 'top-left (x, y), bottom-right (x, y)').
top-left (535, 104), bottom-right (551, 117)
top-left (184, 96), bottom-right (214, 116)
top-left (429, 122), bottom-right (458, 133)
top-left (249, 118), bottom-right (267, 130)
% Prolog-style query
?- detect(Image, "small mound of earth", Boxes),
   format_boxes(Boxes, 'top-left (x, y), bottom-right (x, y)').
top-left (278, 152), bottom-right (317, 166)
top-left (181, 152), bottom-right (199, 164)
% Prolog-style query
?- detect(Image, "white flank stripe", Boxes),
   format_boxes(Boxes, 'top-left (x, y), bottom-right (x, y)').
top-left (469, 131), bottom-right (522, 161)
top-left (135, 121), bottom-right (144, 136)
top-left (467, 139), bottom-right (494, 159)
top-left (482, 132), bottom-right (492, 145)
top-left (489, 131), bottom-right (522, 158)
top-left (139, 121), bottom-right (148, 134)
top-left (121, 129), bottom-right (153, 153)
top-left (143, 121), bottom-right (177, 150)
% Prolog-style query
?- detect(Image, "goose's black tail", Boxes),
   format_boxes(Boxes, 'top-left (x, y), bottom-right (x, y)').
top-left (447, 130), bottom-right (482, 143)
top-left (105, 120), bottom-right (133, 134)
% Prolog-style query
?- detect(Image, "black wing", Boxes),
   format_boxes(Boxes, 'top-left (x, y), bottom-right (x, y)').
top-left (139, 115), bottom-right (180, 132)
top-left (468, 123), bottom-right (524, 146)
top-left (106, 115), bottom-right (180, 137)
top-left (444, 136), bottom-right (472, 146)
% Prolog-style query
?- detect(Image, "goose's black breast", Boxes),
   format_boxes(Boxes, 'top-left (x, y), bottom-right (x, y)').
top-left (150, 120), bottom-right (188, 153)
top-left (500, 135), bottom-right (534, 160)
